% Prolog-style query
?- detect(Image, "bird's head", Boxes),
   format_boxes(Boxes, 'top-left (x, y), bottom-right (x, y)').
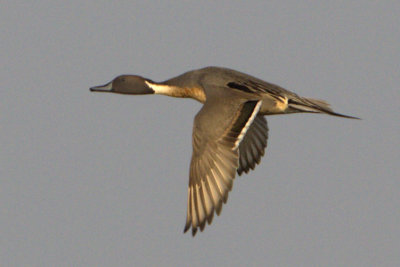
top-left (90, 75), bottom-right (155, 95)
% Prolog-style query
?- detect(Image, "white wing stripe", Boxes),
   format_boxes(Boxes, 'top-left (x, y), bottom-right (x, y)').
top-left (234, 101), bottom-right (262, 150)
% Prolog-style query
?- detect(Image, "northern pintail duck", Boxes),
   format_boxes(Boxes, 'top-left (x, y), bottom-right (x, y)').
top-left (90, 66), bottom-right (359, 236)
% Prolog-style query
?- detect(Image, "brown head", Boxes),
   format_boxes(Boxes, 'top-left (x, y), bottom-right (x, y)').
top-left (90, 75), bottom-right (155, 95)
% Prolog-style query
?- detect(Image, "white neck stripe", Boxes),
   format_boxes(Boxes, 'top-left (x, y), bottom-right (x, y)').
top-left (145, 81), bottom-right (175, 95)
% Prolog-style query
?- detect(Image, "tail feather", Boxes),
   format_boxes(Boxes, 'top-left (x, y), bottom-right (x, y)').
top-left (288, 97), bottom-right (360, 119)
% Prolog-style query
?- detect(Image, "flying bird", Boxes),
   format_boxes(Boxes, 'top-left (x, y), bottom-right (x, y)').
top-left (90, 66), bottom-right (359, 236)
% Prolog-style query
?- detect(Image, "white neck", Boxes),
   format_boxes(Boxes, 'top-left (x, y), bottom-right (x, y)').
top-left (144, 80), bottom-right (206, 103)
top-left (145, 81), bottom-right (175, 95)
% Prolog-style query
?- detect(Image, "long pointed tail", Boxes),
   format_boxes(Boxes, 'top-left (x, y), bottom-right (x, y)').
top-left (288, 97), bottom-right (360, 119)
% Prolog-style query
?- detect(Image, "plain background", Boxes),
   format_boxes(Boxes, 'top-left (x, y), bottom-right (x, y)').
top-left (2, 1), bottom-right (399, 266)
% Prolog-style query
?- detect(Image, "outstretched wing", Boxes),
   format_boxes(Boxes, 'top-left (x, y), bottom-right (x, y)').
top-left (184, 97), bottom-right (262, 236)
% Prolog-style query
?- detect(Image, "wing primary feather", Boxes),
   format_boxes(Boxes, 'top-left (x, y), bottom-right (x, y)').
top-left (184, 188), bottom-right (192, 233)
top-left (191, 186), bottom-right (198, 231)
top-left (211, 155), bottom-right (233, 190)
top-left (201, 179), bottom-right (214, 224)
top-left (196, 185), bottom-right (206, 231)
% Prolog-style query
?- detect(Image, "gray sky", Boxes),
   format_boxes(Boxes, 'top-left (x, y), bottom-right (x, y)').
top-left (2, 1), bottom-right (399, 266)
